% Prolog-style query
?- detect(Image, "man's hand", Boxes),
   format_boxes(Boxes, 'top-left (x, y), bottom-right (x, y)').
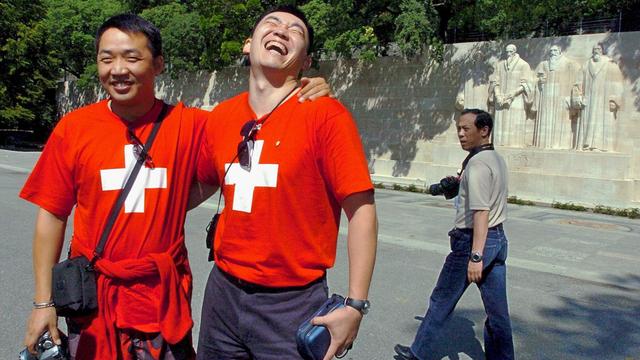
top-left (311, 306), bottom-right (362, 360)
top-left (24, 307), bottom-right (60, 353)
top-left (298, 77), bottom-right (333, 102)
top-left (468, 260), bottom-right (483, 283)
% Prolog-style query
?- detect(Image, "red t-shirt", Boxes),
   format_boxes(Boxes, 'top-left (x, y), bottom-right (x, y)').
top-left (20, 99), bottom-right (207, 355)
top-left (197, 92), bottom-right (373, 287)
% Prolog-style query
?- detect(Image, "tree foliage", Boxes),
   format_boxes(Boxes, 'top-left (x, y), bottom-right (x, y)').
top-left (183, 0), bottom-right (268, 70)
top-left (394, 0), bottom-right (438, 58)
top-left (0, 0), bottom-right (59, 131)
top-left (443, 0), bottom-right (640, 40)
top-left (141, 3), bottom-right (206, 73)
top-left (41, 0), bottom-right (125, 85)
top-left (2, 0), bottom-right (637, 135)
top-left (301, 0), bottom-right (380, 61)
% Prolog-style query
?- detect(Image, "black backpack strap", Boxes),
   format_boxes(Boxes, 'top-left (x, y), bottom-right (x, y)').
top-left (91, 103), bottom-right (168, 264)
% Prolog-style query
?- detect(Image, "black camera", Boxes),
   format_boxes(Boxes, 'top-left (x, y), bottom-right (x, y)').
top-left (18, 331), bottom-right (68, 360)
top-left (427, 176), bottom-right (460, 199)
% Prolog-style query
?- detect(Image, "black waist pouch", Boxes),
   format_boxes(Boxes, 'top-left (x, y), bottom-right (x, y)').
top-left (52, 256), bottom-right (98, 317)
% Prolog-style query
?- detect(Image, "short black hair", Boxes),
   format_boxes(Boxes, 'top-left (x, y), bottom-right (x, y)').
top-left (95, 14), bottom-right (163, 58)
top-left (461, 108), bottom-right (493, 135)
top-left (253, 5), bottom-right (314, 54)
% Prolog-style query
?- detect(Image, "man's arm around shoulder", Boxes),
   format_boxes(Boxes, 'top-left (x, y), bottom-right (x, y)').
top-left (312, 190), bottom-right (377, 360)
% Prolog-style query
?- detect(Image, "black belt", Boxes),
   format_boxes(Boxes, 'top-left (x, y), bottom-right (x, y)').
top-left (216, 266), bottom-right (326, 294)
top-left (456, 223), bottom-right (503, 233)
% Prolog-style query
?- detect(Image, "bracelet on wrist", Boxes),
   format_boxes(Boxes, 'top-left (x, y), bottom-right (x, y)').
top-left (33, 300), bottom-right (55, 309)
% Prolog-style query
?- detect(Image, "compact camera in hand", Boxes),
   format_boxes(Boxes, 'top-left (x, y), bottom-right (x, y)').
top-left (18, 331), bottom-right (68, 360)
top-left (427, 176), bottom-right (460, 200)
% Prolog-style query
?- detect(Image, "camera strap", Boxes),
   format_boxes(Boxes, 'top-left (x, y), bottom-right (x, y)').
top-left (459, 143), bottom-right (494, 175)
top-left (205, 86), bottom-right (298, 262)
top-left (90, 103), bottom-right (168, 265)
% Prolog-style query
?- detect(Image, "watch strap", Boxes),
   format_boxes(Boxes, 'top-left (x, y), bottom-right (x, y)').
top-left (344, 297), bottom-right (370, 314)
top-left (470, 251), bottom-right (483, 262)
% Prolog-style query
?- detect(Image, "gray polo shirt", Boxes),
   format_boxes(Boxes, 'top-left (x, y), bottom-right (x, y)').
top-left (454, 150), bottom-right (508, 229)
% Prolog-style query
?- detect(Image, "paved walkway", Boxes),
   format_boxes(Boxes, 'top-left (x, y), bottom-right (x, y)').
top-left (2, 148), bottom-right (639, 359)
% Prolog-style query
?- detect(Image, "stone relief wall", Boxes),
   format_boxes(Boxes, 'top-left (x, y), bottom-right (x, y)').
top-left (457, 42), bottom-right (627, 152)
top-left (58, 31), bottom-right (640, 208)
top-left (532, 45), bottom-right (581, 149)
top-left (452, 34), bottom-right (638, 155)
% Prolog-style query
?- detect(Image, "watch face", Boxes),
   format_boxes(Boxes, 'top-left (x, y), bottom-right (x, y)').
top-left (347, 298), bottom-right (370, 314)
top-left (471, 253), bottom-right (483, 262)
top-left (362, 301), bottom-right (370, 314)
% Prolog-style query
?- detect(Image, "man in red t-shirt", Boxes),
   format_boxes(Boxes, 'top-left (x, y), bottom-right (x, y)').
top-left (20, 14), bottom-right (331, 360)
top-left (195, 5), bottom-right (378, 360)
top-left (20, 14), bottom-right (203, 359)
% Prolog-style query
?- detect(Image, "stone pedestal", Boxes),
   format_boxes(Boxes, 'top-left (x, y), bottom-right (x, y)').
top-left (372, 142), bottom-right (639, 208)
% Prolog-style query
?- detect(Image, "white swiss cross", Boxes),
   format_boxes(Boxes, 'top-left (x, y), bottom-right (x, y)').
top-left (225, 140), bottom-right (278, 213)
top-left (100, 144), bottom-right (167, 213)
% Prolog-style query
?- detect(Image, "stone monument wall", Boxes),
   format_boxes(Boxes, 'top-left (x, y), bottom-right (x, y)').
top-left (58, 31), bottom-right (640, 208)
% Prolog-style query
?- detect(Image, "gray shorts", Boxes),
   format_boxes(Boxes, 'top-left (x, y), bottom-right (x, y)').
top-left (197, 265), bottom-right (328, 360)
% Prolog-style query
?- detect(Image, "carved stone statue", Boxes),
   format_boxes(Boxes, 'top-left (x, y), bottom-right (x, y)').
top-left (533, 45), bottom-right (582, 149)
top-left (576, 44), bottom-right (624, 151)
top-left (455, 51), bottom-right (490, 111)
top-left (489, 44), bottom-right (534, 147)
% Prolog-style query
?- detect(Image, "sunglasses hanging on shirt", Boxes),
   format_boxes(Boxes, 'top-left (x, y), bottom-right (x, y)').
top-left (127, 129), bottom-right (156, 168)
top-left (237, 119), bottom-right (258, 171)
top-left (205, 85), bottom-right (298, 262)
top-left (236, 85), bottom-right (297, 172)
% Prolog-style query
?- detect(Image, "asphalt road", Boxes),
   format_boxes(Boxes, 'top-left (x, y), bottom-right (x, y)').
top-left (1, 149), bottom-right (639, 359)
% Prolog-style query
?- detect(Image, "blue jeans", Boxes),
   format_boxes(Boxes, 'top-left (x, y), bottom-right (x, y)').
top-left (411, 225), bottom-right (514, 360)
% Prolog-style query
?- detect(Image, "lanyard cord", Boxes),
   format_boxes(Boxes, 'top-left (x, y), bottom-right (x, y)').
top-left (213, 85), bottom-right (299, 214)
top-left (254, 85), bottom-right (299, 130)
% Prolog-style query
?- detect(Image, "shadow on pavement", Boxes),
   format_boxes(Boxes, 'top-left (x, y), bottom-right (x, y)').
top-left (513, 273), bottom-right (640, 359)
top-left (394, 313), bottom-right (485, 360)
top-left (538, 288), bottom-right (640, 357)
top-left (394, 274), bottom-right (640, 360)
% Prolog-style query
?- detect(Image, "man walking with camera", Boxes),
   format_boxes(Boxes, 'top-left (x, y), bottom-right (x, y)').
top-left (394, 109), bottom-right (514, 360)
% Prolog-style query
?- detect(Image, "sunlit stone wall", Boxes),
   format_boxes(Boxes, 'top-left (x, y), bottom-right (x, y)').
top-left (58, 31), bottom-right (640, 208)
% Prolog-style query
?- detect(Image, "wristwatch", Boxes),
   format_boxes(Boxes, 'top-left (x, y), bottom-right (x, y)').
top-left (470, 251), bottom-right (483, 263)
top-left (344, 297), bottom-right (370, 315)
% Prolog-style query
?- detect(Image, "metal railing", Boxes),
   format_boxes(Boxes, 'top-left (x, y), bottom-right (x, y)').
top-left (446, 11), bottom-right (638, 43)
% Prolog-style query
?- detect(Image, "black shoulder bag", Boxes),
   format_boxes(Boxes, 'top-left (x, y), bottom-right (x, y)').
top-left (52, 103), bottom-right (168, 317)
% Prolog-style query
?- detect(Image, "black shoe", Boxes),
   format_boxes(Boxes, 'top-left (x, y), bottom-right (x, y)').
top-left (394, 344), bottom-right (418, 360)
